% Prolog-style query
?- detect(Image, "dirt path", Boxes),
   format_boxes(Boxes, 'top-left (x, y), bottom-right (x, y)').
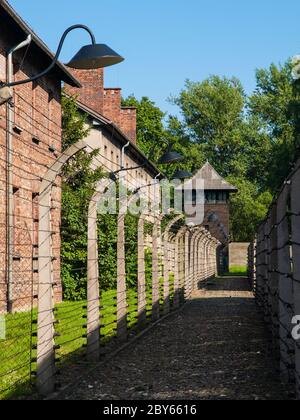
top-left (58, 277), bottom-right (289, 400)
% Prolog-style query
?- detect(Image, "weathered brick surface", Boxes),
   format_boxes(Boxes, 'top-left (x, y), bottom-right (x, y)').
top-left (0, 23), bottom-right (63, 312)
top-left (65, 70), bottom-right (137, 143)
top-left (66, 68), bottom-right (104, 115)
top-left (204, 203), bottom-right (230, 244)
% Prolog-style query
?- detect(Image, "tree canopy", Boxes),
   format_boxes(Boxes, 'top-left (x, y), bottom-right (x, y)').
top-left (123, 61), bottom-right (300, 241)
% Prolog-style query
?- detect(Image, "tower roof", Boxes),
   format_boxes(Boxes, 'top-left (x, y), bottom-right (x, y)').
top-left (183, 162), bottom-right (238, 192)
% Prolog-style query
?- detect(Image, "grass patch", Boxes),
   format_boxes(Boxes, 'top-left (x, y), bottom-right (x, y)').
top-left (0, 286), bottom-right (161, 399)
top-left (224, 266), bottom-right (248, 277)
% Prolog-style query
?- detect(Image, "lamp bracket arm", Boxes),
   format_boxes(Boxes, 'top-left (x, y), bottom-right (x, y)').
top-left (0, 24), bottom-right (96, 88)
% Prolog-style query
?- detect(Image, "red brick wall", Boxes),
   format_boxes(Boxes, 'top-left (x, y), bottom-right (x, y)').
top-left (0, 26), bottom-right (63, 312)
top-left (65, 68), bottom-right (104, 116)
top-left (204, 203), bottom-right (230, 244)
top-left (120, 107), bottom-right (137, 144)
top-left (103, 88), bottom-right (121, 123)
top-left (65, 69), bottom-right (137, 143)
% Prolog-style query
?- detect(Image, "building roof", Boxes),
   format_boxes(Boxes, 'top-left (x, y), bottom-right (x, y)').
top-left (1, 1), bottom-right (81, 87)
top-left (183, 162), bottom-right (238, 192)
top-left (76, 100), bottom-right (161, 178)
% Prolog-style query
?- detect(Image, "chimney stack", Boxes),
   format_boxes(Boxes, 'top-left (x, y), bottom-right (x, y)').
top-left (65, 69), bottom-right (137, 144)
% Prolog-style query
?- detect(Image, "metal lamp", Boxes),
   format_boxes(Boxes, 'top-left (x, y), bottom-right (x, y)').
top-left (208, 212), bottom-right (219, 223)
top-left (171, 169), bottom-right (192, 180)
top-left (67, 43), bottom-right (124, 69)
top-left (0, 24), bottom-right (124, 92)
top-left (158, 150), bottom-right (184, 165)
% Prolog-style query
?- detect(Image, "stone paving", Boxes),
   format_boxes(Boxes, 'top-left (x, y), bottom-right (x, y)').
top-left (57, 277), bottom-right (291, 400)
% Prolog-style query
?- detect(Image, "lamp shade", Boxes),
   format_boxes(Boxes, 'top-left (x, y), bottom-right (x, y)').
top-left (172, 169), bottom-right (192, 180)
top-left (208, 212), bottom-right (219, 223)
top-left (67, 44), bottom-right (124, 69)
top-left (158, 151), bottom-right (184, 165)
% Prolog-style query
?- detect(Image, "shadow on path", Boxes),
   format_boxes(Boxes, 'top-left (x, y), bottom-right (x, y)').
top-left (57, 277), bottom-right (290, 401)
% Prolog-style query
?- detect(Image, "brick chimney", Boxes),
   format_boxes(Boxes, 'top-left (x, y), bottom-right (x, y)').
top-left (120, 107), bottom-right (137, 144)
top-left (65, 69), bottom-right (137, 144)
top-left (65, 68), bottom-right (104, 116)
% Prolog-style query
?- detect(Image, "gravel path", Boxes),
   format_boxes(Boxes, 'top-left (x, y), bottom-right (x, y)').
top-left (57, 277), bottom-right (290, 400)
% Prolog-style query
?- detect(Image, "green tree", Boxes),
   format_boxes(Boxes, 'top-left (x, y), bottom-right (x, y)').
top-left (227, 177), bottom-right (272, 242)
top-left (61, 94), bottom-right (104, 300)
top-left (122, 95), bottom-right (206, 177)
top-left (171, 76), bottom-right (245, 173)
top-left (121, 95), bottom-right (166, 162)
top-left (249, 61), bottom-right (300, 190)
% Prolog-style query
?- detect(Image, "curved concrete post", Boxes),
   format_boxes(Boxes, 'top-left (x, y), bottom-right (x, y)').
top-left (87, 179), bottom-right (112, 362)
top-left (117, 194), bottom-right (147, 339)
top-left (291, 168), bottom-right (300, 397)
top-left (137, 213), bottom-right (147, 327)
top-left (189, 230), bottom-right (195, 297)
top-left (117, 201), bottom-right (129, 341)
top-left (204, 233), bottom-right (210, 280)
top-left (197, 233), bottom-right (206, 283)
top-left (174, 226), bottom-right (189, 308)
top-left (256, 224), bottom-right (266, 307)
top-left (37, 140), bottom-right (88, 396)
top-left (198, 230), bottom-right (207, 283)
top-left (162, 215), bottom-right (185, 315)
top-left (193, 229), bottom-right (203, 290)
top-left (151, 215), bottom-right (160, 321)
top-left (184, 229), bottom-right (191, 300)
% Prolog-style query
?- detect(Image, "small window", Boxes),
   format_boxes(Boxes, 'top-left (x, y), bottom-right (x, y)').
top-left (32, 137), bottom-right (40, 146)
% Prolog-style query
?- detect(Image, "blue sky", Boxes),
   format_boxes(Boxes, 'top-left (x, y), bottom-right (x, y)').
top-left (8, 0), bottom-right (300, 116)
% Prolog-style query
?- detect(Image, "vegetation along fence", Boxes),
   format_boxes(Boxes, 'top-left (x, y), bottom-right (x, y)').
top-left (0, 130), bottom-right (220, 399)
top-left (249, 157), bottom-right (300, 399)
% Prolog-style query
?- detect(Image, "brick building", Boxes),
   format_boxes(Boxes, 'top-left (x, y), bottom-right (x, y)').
top-left (65, 69), bottom-right (160, 199)
top-left (183, 162), bottom-right (237, 243)
top-left (0, 1), bottom-right (81, 312)
top-left (0, 2), bottom-right (160, 313)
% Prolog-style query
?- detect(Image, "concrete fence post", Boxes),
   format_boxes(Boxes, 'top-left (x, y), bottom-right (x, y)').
top-left (87, 179), bottom-right (111, 362)
top-left (264, 217), bottom-right (272, 326)
top-left (163, 215), bottom-right (185, 314)
top-left (117, 207), bottom-right (127, 342)
top-left (152, 216), bottom-right (160, 321)
top-left (291, 167), bottom-right (300, 398)
top-left (277, 184), bottom-right (294, 383)
top-left (37, 140), bottom-right (88, 396)
top-left (184, 230), bottom-right (191, 300)
top-left (174, 227), bottom-right (187, 308)
top-left (255, 226), bottom-right (264, 306)
top-left (137, 214), bottom-right (147, 327)
top-left (189, 231), bottom-right (195, 297)
top-left (269, 206), bottom-right (280, 358)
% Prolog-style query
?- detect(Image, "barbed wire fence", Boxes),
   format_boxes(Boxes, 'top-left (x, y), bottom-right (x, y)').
top-left (249, 157), bottom-right (300, 400)
top-left (0, 100), bottom-right (220, 399)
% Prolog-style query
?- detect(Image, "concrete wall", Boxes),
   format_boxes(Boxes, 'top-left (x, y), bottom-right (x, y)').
top-left (229, 243), bottom-right (250, 268)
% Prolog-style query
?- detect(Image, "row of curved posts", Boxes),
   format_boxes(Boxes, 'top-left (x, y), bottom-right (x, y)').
top-left (250, 157), bottom-right (300, 399)
top-left (35, 141), bottom-right (221, 396)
